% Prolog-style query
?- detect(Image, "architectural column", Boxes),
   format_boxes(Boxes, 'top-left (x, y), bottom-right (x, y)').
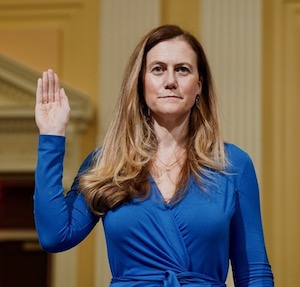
top-left (200, 0), bottom-right (262, 177)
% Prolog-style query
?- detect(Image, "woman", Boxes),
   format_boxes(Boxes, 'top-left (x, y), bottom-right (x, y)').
top-left (34, 25), bottom-right (274, 286)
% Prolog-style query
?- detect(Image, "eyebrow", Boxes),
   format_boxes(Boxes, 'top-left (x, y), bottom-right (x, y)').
top-left (147, 61), bottom-right (194, 70)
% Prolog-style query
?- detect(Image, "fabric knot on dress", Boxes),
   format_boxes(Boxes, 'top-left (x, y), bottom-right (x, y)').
top-left (163, 270), bottom-right (226, 287)
top-left (112, 270), bottom-right (226, 286)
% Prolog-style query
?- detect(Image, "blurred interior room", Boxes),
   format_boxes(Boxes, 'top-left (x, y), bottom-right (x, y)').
top-left (0, 0), bottom-right (299, 286)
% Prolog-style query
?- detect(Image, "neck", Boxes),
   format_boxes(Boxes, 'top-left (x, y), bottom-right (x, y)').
top-left (152, 114), bottom-right (189, 152)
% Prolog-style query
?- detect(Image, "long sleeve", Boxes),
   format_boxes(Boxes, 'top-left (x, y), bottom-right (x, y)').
top-left (34, 135), bottom-right (99, 252)
top-left (229, 149), bottom-right (274, 286)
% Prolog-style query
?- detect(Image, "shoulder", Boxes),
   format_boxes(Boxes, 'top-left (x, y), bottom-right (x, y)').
top-left (224, 143), bottom-right (254, 174)
top-left (224, 143), bottom-right (250, 161)
top-left (78, 147), bottom-right (100, 174)
top-left (223, 144), bottom-right (260, 202)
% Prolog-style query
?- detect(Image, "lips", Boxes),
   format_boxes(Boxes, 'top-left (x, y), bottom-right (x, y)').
top-left (159, 95), bottom-right (182, 99)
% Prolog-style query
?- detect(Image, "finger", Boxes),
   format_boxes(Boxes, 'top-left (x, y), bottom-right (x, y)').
top-left (60, 88), bottom-right (71, 114)
top-left (48, 69), bottom-right (55, 103)
top-left (54, 73), bottom-right (60, 103)
top-left (36, 78), bottom-right (43, 104)
top-left (42, 71), bottom-right (49, 104)
top-left (60, 88), bottom-right (67, 102)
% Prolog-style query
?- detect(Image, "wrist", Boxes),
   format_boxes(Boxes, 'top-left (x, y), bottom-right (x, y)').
top-left (38, 128), bottom-right (66, 137)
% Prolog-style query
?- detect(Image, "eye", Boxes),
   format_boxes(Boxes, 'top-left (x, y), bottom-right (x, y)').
top-left (151, 65), bottom-right (164, 75)
top-left (176, 66), bottom-right (190, 75)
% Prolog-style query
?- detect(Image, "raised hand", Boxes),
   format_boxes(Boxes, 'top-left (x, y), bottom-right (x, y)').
top-left (35, 69), bottom-right (71, 136)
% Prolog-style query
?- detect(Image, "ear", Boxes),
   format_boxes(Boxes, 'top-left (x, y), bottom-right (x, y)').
top-left (197, 78), bottom-right (203, 95)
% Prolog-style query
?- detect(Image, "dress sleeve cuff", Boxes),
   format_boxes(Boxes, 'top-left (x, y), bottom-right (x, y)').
top-left (38, 134), bottom-right (66, 152)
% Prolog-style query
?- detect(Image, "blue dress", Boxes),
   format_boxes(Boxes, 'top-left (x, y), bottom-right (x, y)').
top-left (34, 135), bottom-right (274, 286)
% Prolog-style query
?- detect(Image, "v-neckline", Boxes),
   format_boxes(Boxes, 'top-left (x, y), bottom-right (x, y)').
top-left (148, 173), bottom-right (174, 207)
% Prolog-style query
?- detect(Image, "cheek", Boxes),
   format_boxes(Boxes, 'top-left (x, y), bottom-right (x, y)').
top-left (144, 76), bottom-right (160, 100)
top-left (184, 79), bottom-right (201, 97)
top-left (182, 81), bottom-right (201, 108)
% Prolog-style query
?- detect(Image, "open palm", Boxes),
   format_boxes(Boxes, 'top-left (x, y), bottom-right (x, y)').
top-left (35, 69), bottom-right (71, 136)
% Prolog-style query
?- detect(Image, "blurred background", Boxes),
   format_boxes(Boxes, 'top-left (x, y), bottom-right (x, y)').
top-left (0, 0), bottom-right (299, 286)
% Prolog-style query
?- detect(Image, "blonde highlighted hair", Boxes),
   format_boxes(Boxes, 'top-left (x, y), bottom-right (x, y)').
top-left (79, 25), bottom-right (226, 216)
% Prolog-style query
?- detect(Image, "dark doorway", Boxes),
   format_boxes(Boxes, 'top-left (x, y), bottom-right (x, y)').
top-left (0, 174), bottom-right (51, 287)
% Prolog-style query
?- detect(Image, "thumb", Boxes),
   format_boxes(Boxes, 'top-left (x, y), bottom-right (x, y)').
top-left (60, 88), bottom-right (69, 103)
top-left (60, 87), bottom-right (66, 98)
top-left (60, 88), bottom-right (71, 110)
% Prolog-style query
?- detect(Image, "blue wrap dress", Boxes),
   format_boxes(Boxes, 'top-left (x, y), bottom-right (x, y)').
top-left (34, 135), bottom-right (274, 286)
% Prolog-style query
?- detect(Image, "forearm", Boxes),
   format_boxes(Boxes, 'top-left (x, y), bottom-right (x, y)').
top-left (230, 153), bottom-right (274, 286)
top-left (34, 135), bottom-right (98, 252)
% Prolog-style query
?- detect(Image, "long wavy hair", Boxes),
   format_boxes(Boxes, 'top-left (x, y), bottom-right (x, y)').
top-left (79, 25), bottom-right (226, 216)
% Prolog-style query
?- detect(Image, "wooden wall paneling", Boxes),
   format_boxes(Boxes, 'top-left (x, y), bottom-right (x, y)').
top-left (283, 3), bottom-right (300, 284)
top-left (262, 0), bottom-right (300, 286)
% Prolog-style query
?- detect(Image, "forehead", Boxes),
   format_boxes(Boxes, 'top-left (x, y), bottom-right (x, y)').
top-left (146, 39), bottom-right (197, 64)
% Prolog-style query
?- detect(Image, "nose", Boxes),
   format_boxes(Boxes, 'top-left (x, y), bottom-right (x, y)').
top-left (164, 70), bottom-right (177, 90)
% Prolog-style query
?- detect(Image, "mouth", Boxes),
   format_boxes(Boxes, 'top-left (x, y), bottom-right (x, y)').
top-left (159, 95), bottom-right (182, 99)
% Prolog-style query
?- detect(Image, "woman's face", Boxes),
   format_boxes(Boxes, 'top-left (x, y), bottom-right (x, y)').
top-left (144, 38), bottom-right (202, 122)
